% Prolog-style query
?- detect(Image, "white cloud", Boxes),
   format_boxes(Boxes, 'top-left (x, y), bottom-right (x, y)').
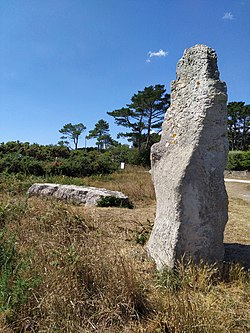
top-left (148, 49), bottom-right (168, 58)
top-left (222, 12), bottom-right (235, 20)
top-left (146, 49), bottom-right (168, 62)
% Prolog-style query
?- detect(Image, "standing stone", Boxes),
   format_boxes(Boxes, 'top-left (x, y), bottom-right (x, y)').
top-left (147, 44), bottom-right (228, 270)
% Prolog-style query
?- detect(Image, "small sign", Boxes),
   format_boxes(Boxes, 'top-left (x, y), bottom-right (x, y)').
top-left (120, 162), bottom-right (125, 170)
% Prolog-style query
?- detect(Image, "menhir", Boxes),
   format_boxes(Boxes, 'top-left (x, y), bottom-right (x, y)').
top-left (147, 44), bottom-right (228, 270)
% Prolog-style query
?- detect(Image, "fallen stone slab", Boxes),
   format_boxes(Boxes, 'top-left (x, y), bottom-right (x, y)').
top-left (27, 183), bottom-right (132, 208)
top-left (147, 44), bottom-right (228, 270)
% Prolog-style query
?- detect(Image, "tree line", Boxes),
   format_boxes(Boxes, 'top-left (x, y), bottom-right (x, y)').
top-left (58, 85), bottom-right (170, 157)
top-left (227, 102), bottom-right (250, 151)
top-left (58, 85), bottom-right (249, 154)
top-left (0, 84), bottom-right (249, 176)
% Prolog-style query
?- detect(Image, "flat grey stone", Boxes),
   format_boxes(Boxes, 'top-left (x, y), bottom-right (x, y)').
top-left (27, 183), bottom-right (129, 207)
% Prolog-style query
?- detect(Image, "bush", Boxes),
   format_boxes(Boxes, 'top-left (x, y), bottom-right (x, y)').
top-left (135, 219), bottom-right (153, 245)
top-left (0, 231), bottom-right (40, 321)
top-left (226, 150), bottom-right (250, 171)
top-left (97, 195), bottom-right (134, 209)
top-left (0, 153), bottom-right (23, 174)
top-left (20, 156), bottom-right (46, 176)
top-left (0, 173), bottom-right (36, 196)
top-left (108, 145), bottom-right (150, 166)
top-left (0, 154), bottom-right (46, 176)
top-left (0, 149), bottom-right (119, 178)
top-left (0, 141), bottom-right (70, 160)
top-left (47, 151), bottom-right (118, 177)
top-left (0, 199), bottom-right (28, 228)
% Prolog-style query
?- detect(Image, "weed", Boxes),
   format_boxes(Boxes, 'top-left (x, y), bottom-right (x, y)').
top-left (0, 231), bottom-right (40, 322)
top-left (0, 173), bottom-right (35, 196)
top-left (157, 258), bottom-right (221, 293)
top-left (135, 219), bottom-right (153, 245)
top-left (157, 265), bottom-right (181, 292)
top-left (97, 195), bottom-right (134, 208)
top-left (0, 199), bottom-right (28, 228)
top-left (44, 174), bottom-right (87, 186)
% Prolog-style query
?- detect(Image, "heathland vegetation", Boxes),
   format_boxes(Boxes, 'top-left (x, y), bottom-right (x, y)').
top-left (0, 140), bottom-right (249, 180)
top-left (0, 87), bottom-right (249, 176)
top-left (0, 168), bottom-right (249, 332)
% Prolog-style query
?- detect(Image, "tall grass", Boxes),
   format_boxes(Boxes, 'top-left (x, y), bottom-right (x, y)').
top-left (0, 168), bottom-right (249, 332)
top-left (83, 166), bottom-right (156, 205)
top-left (0, 230), bottom-right (40, 326)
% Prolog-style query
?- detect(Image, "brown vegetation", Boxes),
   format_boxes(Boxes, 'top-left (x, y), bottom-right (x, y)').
top-left (0, 168), bottom-right (249, 332)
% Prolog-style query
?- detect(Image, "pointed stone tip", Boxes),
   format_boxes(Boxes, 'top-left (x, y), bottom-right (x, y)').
top-left (188, 44), bottom-right (213, 50)
top-left (177, 44), bottom-right (219, 80)
top-left (185, 44), bottom-right (216, 56)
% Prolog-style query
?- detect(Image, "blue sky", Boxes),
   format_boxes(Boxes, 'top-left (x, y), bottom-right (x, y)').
top-left (0, 0), bottom-right (249, 147)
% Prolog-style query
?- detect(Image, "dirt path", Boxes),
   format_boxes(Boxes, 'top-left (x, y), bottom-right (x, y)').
top-left (224, 181), bottom-right (250, 268)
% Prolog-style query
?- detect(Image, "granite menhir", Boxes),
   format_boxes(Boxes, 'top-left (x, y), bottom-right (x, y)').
top-left (147, 44), bottom-right (228, 270)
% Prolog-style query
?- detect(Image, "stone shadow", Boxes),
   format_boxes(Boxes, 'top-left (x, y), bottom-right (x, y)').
top-left (224, 243), bottom-right (250, 269)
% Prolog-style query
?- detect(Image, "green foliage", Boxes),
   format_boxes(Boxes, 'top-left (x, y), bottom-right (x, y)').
top-left (226, 150), bottom-right (250, 171)
top-left (0, 153), bottom-right (46, 176)
top-left (87, 119), bottom-right (113, 150)
top-left (59, 123), bottom-right (86, 150)
top-left (0, 231), bottom-right (40, 320)
top-left (53, 151), bottom-right (118, 177)
top-left (97, 195), bottom-right (134, 209)
top-left (0, 141), bottom-right (70, 160)
top-left (107, 144), bottom-right (135, 164)
top-left (135, 219), bottom-right (153, 245)
top-left (0, 143), bottom-right (119, 177)
top-left (0, 199), bottom-right (28, 229)
top-left (107, 84), bottom-right (170, 152)
top-left (157, 266), bottom-right (181, 292)
top-left (157, 260), bottom-right (219, 293)
top-left (108, 144), bottom-right (150, 166)
top-left (227, 102), bottom-right (250, 151)
top-left (0, 173), bottom-right (37, 196)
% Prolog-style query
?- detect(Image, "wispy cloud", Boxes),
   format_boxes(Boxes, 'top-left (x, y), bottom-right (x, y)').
top-left (222, 12), bottom-right (235, 20)
top-left (146, 49), bottom-right (168, 62)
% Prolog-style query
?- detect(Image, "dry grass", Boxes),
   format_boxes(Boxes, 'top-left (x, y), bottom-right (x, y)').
top-left (0, 168), bottom-right (249, 332)
top-left (80, 165), bottom-right (156, 206)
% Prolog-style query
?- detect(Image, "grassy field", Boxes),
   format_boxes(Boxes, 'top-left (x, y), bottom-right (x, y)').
top-left (0, 167), bottom-right (249, 332)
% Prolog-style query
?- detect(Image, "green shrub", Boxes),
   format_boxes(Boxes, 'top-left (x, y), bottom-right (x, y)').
top-left (0, 153), bottom-right (22, 174)
top-left (0, 231), bottom-right (40, 320)
top-left (0, 141), bottom-right (70, 160)
top-left (0, 173), bottom-right (37, 196)
top-left (0, 150), bottom-right (119, 178)
top-left (135, 219), bottom-right (153, 245)
top-left (108, 145), bottom-right (150, 166)
top-left (97, 195), bottom-right (134, 208)
top-left (226, 150), bottom-right (250, 171)
top-left (0, 153), bottom-right (46, 176)
top-left (157, 259), bottom-right (219, 293)
top-left (20, 156), bottom-right (46, 176)
top-left (0, 199), bottom-right (28, 228)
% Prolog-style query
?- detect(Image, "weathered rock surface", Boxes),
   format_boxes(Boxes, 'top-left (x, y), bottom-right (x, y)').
top-left (147, 44), bottom-right (229, 269)
top-left (27, 183), bottom-right (129, 207)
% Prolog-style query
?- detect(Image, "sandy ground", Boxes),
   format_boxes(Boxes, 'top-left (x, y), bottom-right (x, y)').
top-left (222, 182), bottom-right (250, 268)
top-left (86, 181), bottom-right (250, 268)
